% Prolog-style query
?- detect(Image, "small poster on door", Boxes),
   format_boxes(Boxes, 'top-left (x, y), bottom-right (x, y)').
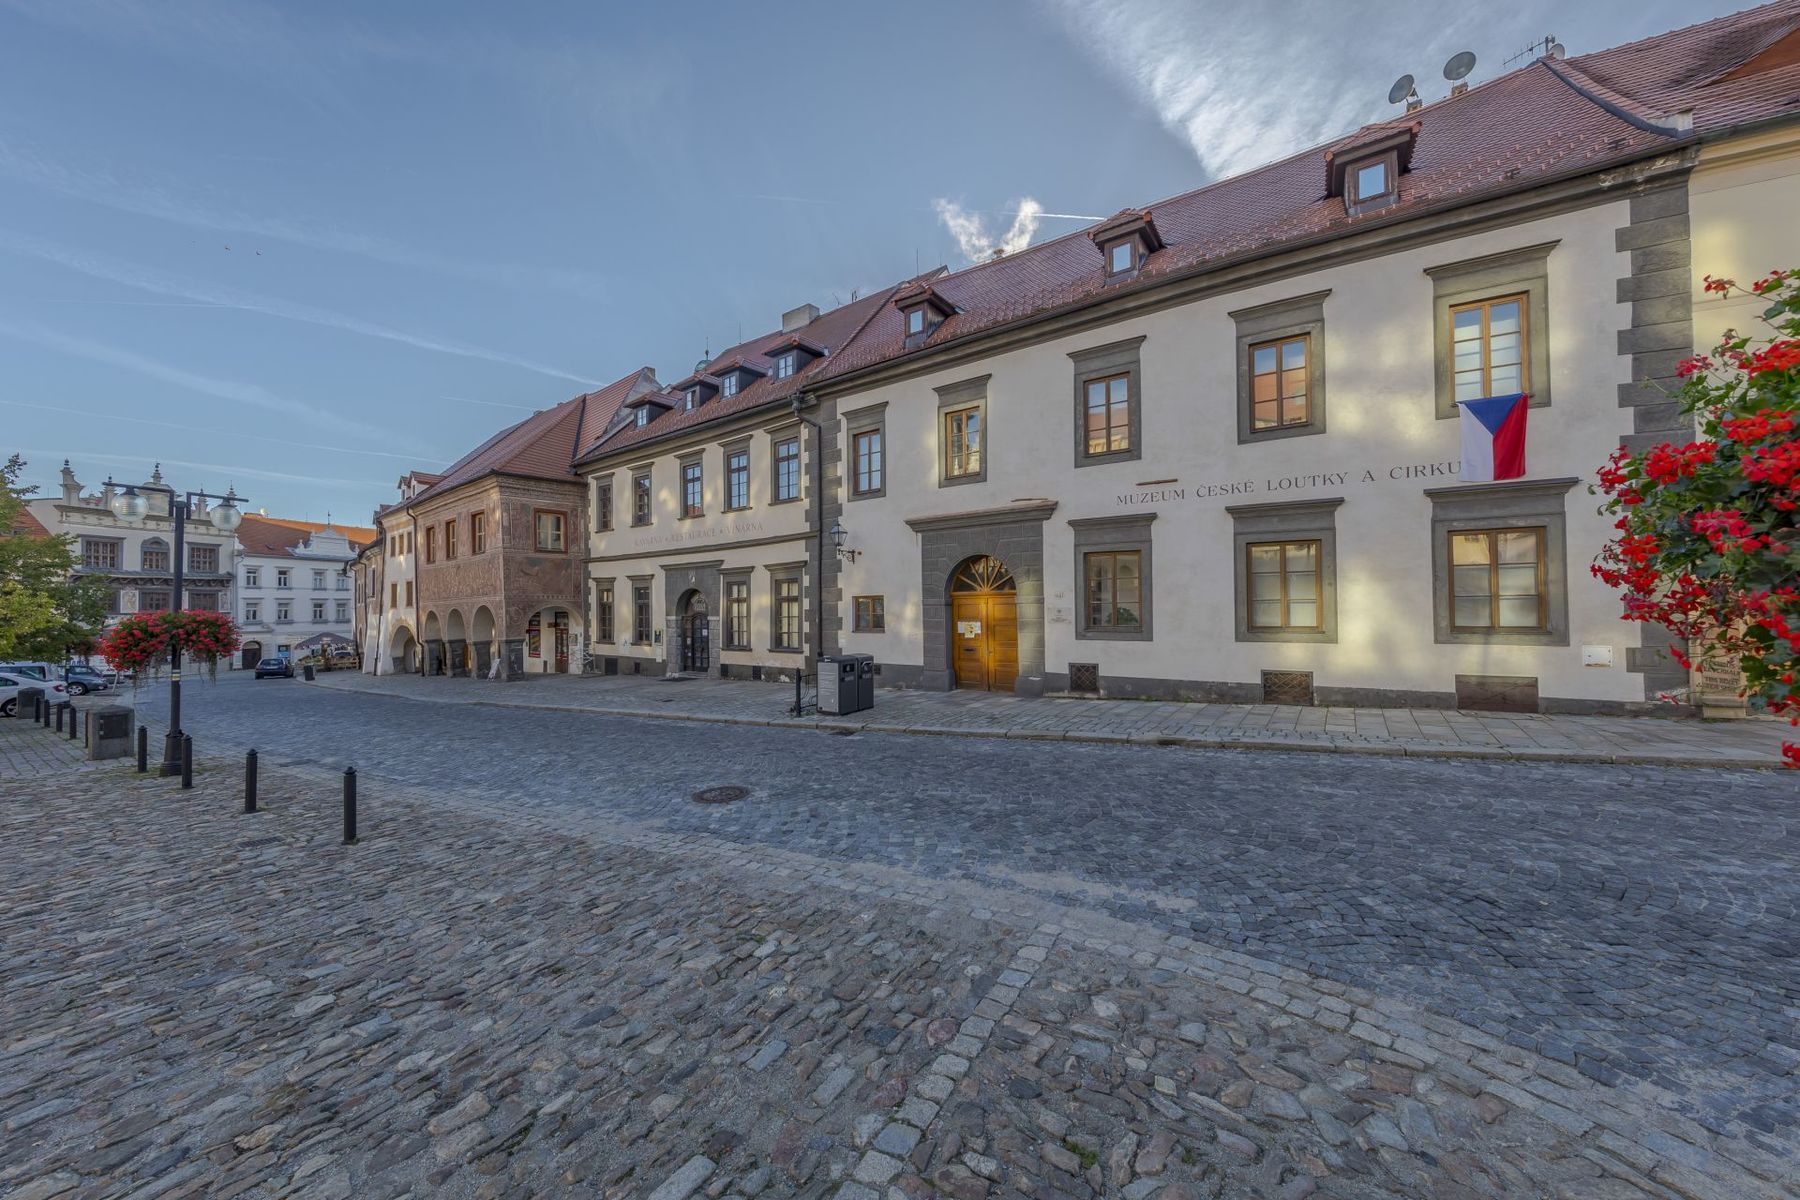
top-left (957, 620), bottom-right (982, 637)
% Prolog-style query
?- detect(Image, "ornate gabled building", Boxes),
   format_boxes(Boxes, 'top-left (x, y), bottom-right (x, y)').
top-left (233, 514), bottom-right (375, 668)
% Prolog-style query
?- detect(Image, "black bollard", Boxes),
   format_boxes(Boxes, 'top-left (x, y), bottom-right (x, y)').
top-left (180, 734), bottom-right (194, 790)
top-left (342, 767), bottom-right (357, 844)
top-left (40, 696), bottom-right (49, 726)
top-left (136, 725), bottom-right (149, 773)
top-left (54, 702), bottom-right (63, 733)
top-left (244, 750), bottom-right (258, 813)
top-left (67, 705), bottom-right (78, 741)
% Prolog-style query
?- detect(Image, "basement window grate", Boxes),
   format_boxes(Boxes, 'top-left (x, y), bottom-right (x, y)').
top-left (1262, 670), bottom-right (1315, 706)
top-left (1067, 663), bottom-right (1100, 693)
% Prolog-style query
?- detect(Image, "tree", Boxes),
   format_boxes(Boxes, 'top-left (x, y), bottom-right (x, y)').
top-left (0, 455), bottom-right (110, 661)
top-left (1592, 269), bottom-right (1800, 766)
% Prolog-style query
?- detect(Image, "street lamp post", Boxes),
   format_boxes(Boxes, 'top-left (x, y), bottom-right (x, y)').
top-left (104, 476), bottom-right (245, 775)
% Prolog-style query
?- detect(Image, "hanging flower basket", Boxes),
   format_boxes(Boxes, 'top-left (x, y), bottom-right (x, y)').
top-left (98, 610), bottom-right (242, 685)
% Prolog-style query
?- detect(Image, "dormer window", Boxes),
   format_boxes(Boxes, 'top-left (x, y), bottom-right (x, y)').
top-left (721, 374), bottom-right (739, 397)
top-left (906, 309), bottom-right (925, 335)
top-left (1087, 209), bottom-right (1164, 283)
top-left (775, 352), bottom-right (796, 379)
top-left (684, 387), bottom-right (699, 411)
top-left (1353, 160), bottom-right (1391, 204)
top-left (894, 284), bottom-right (956, 348)
top-left (1325, 121), bottom-right (1417, 217)
top-left (635, 408), bottom-right (649, 427)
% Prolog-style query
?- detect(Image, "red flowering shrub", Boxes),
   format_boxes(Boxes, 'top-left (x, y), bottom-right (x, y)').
top-left (1594, 270), bottom-right (1799, 763)
top-left (98, 609), bottom-right (241, 683)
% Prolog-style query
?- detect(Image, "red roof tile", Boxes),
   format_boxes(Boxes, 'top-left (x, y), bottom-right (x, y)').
top-left (8, 507), bottom-right (50, 537)
top-left (236, 514), bottom-right (376, 557)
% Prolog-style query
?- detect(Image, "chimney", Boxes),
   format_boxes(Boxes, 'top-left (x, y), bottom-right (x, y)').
top-left (781, 303), bottom-right (820, 333)
top-left (60, 459), bottom-right (79, 503)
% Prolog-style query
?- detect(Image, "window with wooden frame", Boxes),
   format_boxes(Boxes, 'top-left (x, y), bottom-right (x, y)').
top-left (389, 582), bottom-right (397, 609)
top-left (775, 352), bottom-right (796, 379)
top-left (1083, 373), bottom-right (1132, 457)
top-left (533, 509), bottom-right (566, 553)
top-left (312, 600), bottom-right (326, 622)
top-left (773, 576), bottom-right (802, 650)
top-left (725, 448), bottom-right (750, 510)
top-left (424, 527), bottom-right (437, 564)
top-left (1246, 540), bottom-right (1322, 631)
top-left (141, 539), bottom-right (169, 571)
top-left (774, 436), bottom-right (801, 502)
top-left (81, 538), bottom-right (119, 570)
top-left (852, 428), bottom-right (883, 496)
top-left (725, 578), bottom-right (750, 649)
top-left (277, 567), bottom-right (291, 588)
top-left (721, 373), bottom-right (739, 397)
top-left (632, 583), bottom-right (652, 643)
top-left (142, 590), bottom-right (171, 613)
top-left (405, 580), bottom-right (413, 606)
top-left (1249, 335), bottom-right (1311, 432)
top-left (470, 511), bottom-right (486, 554)
top-left (189, 545), bottom-right (219, 573)
top-left (594, 482), bottom-right (612, 532)
top-left (444, 519), bottom-right (458, 561)
top-left (596, 583), bottom-right (615, 642)
top-left (1450, 295), bottom-right (1528, 403)
top-left (905, 308), bottom-right (925, 335)
top-left (1105, 240), bottom-right (1135, 276)
top-left (1449, 527), bottom-right (1546, 631)
top-left (632, 471), bottom-right (652, 525)
top-left (942, 406), bottom-right (982, 480)
top-left (680, 458), bottom-right (703, 517)
top-left (1351, 159), bottom-right (1392, 205)
top-left (853, 595), bottom-right (885, 633)
top-left (1083, 550), bottom-right (1143, 631)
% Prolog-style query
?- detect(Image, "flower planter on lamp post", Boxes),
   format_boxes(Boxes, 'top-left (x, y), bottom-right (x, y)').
top-left (103, 477), bottom-right (245, 776)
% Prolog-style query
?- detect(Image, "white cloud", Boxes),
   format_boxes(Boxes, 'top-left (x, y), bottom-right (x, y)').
top-left (933, 199), bottom-right (1048, 265)
top-left (0, 230), bottom-right (601, 386)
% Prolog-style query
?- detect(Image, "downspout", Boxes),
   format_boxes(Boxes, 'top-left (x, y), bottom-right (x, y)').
top-left (410, 509), bottom-right (425, 674)
top-left (790, 392), bottom-right (825, 714)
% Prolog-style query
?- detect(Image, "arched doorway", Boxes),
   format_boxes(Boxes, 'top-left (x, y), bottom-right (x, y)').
top-left (389, 624), bottom-right (418, 675)
top-left (677, 589), bottom-right (710, 673)
top-left (446, 609), bottom-right (469, 676)
top-left (240, 641), bottom-right (263, 670)
top-left (422, 611), bottom-right (444, 675)
top-left (472, 606), bottom-right (497, 678)
top-left (949, 555), bottom-right (1018, 692)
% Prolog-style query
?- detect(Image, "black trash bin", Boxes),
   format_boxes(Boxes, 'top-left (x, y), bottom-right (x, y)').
top-left (303, 664), bottom-right (316, 682)
top-left (817, 656), bottom-right (859, 715)
top-left (854, 655), bottom-right (875, 712)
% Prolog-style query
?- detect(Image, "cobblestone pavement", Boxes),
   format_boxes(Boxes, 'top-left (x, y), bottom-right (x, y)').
top-left (1, 745), bottom-right (1793, 1200)
top-left (101, 677), bottom-right (1800, 1175)
top-left (310, 669), bottom-right (1795, 768)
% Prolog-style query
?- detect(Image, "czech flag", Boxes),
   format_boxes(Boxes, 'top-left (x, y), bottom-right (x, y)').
top-left (1457, 393), bottom-right (1529, 482)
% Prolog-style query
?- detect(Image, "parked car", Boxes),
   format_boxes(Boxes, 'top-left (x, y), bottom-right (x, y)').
top-left (61, 664), bottom-right (114, 696)
top-left (0, 671), bottom-right (66, 718)
top-left (254, 657), bottom-right (295, 680)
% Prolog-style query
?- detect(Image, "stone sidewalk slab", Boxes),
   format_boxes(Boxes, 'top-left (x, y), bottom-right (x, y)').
top-left (305, 670), bottom-right (1796, 769)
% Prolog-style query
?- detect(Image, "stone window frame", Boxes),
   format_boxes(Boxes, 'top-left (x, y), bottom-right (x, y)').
top-left (1226, 497), bottom-right (1343, 644)
top-left (592, 473), bottom-right (614, 533)
top-left (188, 544), bottom-right (221, 573)
top-left (470, 510), bottom-right (487, 554)
top-left (1425, 477), bottom-right (1577, 646)
top-left (935, 374), bottom-right (990, 488)
top-left (243, 565), bottom-right (260, 588)
top-left (311, 600), bottom-right (327, 622)
top-left (631, 467), bottom-right (653, 527)
top-left (1424, 241), bottom-right (1557, 419)
top-left (593, 576), bottom-right (616, 643)
top-left (532, 507), bottom-right (568, 554)
top-left (1069, 336), bottom-right (1146, 468)
top-left (678, 452), bottom-right (705, 519)
top-left (722, 568), bottom-right (753, 650)
top-left (844, 401), bottom-right (887, 501)
top-left (722, 438), bottom-right (752, 512)
top-left (1231, 290), bottom-right (1330, 444)
top-left (1069, 513), bottom-right (1154, 641)
top-left (766, 562), bottom-right (806, 652)
top-left (244, 600), bottom-right (261, 623)
top-left (770, 426), bottom-right (803, 505)
top-left (80, 536), bottom-right (122, 570)
top-left (628, 574), bottom-right (654, 645)
top-left (141, 537), bottom-right (171, 571)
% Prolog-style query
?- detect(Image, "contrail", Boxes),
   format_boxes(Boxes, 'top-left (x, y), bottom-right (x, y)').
top-left (0, 399), bottom-right (437, 463)
top-left (0, 230), bottom-right (602, 387)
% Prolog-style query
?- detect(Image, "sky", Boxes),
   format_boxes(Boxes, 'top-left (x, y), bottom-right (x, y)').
top-left (1, 0), bottom-right (1731, 521)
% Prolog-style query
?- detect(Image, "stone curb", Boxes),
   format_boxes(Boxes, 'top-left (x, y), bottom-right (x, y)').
top-left (302, 676), bottom-right (1784, 770)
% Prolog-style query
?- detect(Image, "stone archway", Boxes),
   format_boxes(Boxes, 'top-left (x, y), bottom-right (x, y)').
top-left (389, 624), bottom-right (418, 675)
top-left (421, 611), bottom-right (445, 675)
top-left (907, 502), bottom-right (1054, 695)
top-left (676, 589), bottom-right (710, 674)
top-left (472, 606), bottom-right (497, 679)
top-left (446, 609), bottom-right (469, 677)
top-left (240, 640), bottom-right (263, 671)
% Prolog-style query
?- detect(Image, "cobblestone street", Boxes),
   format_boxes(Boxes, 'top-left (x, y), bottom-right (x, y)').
top-left (2, 678), bottom-right (1796, 1198)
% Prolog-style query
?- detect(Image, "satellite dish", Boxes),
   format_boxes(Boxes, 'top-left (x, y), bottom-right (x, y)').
top-left (1387, 74), bottom-right (1416, 105)
top-left (1444, 51), bottom-right (1477, 81)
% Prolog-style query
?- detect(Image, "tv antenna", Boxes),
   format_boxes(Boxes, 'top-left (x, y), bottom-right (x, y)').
top-left (1387, 73), bottom-right (1419, 110)
top-left (1506, 34), bottom-right (1564, 67)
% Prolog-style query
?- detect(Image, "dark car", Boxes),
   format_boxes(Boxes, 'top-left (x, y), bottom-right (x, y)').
top-left (254, 657), bottom-right (295, 679)
top-left (63, 664), bottom-right (115, 696)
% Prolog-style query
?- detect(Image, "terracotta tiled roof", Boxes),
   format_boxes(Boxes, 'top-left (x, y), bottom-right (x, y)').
top-left (236, 514), bottom-right (376, 557)
top-left (8, 507), bottom-right (50, 537)
top-left (578, 285), bottom-right (903, 462)
top-left (408, 368), bottom-right (660, 507)
top-left (813, 2), bottom-right (1800, 385)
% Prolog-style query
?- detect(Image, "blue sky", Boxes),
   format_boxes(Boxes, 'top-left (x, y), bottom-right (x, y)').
top-left (2, 0), bottom-right (1722, 521)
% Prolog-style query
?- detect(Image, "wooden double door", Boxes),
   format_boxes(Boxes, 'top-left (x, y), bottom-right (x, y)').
top-left (950, 556), bottom-right (1018, 692)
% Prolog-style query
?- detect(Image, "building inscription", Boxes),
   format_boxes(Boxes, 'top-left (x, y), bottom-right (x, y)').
top-left (1117, 460), bottom-right (1460, 508)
